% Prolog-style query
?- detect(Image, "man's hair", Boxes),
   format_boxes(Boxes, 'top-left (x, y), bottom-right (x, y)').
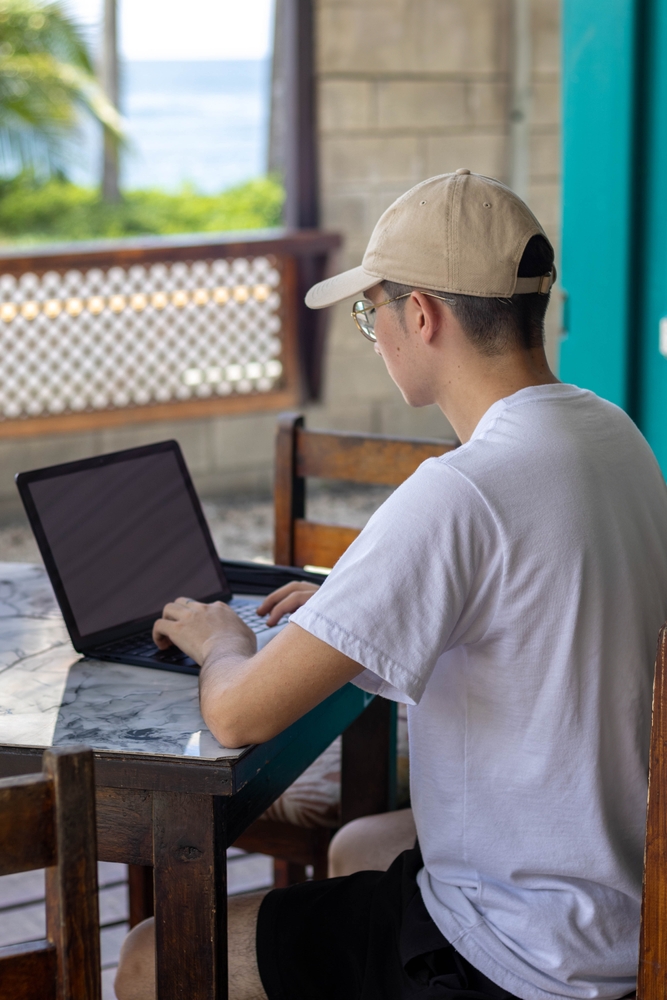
top-left (382, 234), bottom-right (554, 356)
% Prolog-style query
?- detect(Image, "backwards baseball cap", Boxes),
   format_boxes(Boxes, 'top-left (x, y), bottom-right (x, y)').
top-left (306, 170), bottom-right (555, 310)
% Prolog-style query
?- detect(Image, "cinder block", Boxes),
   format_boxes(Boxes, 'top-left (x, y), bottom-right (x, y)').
top-left (321, 192), bottom-right (377, 245)
top-left (305, 400), bottom-right (378, 435)
top-left (317, 0), bottom-right (507, 75)
top-left (466, 82), bottom-right (509, 127)
top-left (209, 413), bottom-right (276, 470)
top-left (532, 0), bottom-right (561, 76)
top-left (378, 401), bottom-right (456, 441)
top-left (377, 81), bottom-right (467, 130)
top-left (320, 135), bottom-right (426, 186)
top-left (317, 2), bottom-right (418, 74)
top-left (417, 0), bottom-right (508, 74)
top-left (530, 130), bottom-right (561, 180)
top-left (527, 181), bottom-right (561, 230)
top-left (319, 79), bottom-right (376, 133)
top-left (426, 132), bottom-right (506, 179)
top-left (531, 79), bottom-right (560, 127)
top-left (324, 348), bottom-right (398, 403)
top-left (98, 419), bottom-right (212, 474)
top-left (0, 431), bottom-right (99, 512)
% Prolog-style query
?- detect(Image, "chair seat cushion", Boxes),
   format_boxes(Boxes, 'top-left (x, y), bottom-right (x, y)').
top-left (260, 706), bottom-right (409, 829)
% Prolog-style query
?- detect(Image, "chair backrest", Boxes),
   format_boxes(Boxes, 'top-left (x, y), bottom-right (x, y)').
top-left (638, 625), bottom-right (667, 999)
top-left (274, 412), bottom-right (458, 568)
top-left (0, 746), bottom-right (101, 1000)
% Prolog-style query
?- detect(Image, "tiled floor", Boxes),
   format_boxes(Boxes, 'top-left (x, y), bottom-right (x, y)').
top-left (0, 852), bottom-right (276, 999)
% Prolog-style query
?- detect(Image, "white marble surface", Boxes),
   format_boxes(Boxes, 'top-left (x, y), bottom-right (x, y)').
top-left (0, 562), bottom-right (243, 761)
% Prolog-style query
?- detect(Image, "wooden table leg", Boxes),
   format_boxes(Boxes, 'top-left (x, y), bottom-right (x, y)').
top-left (128, 865), bottom-right (154, 927)
top-left (153, 792), bottom-right (227, 1000)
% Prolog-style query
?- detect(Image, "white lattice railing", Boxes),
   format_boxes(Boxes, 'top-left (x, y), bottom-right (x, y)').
top-left (0, 230), bottom-right (339, 436)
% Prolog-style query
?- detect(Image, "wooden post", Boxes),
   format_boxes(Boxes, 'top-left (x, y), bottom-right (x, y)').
top-left (273, 412), bottom-right (305, 566)
top-left (101, 0), bottom-right (120, 202)
top-left (277, 0), bottom-right (332, 400)
top-left (282, 0), bottom-right (318, 230)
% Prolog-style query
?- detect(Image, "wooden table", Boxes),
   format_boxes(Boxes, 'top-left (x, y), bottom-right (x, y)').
top-left (0, 562), bottom-right (380, 998)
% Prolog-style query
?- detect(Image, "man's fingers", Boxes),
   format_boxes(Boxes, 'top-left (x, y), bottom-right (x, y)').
top-left (161, 599), bottom-right (198, 621)
top-left (152, 618), bottom-right (176, 649)
top-left (265, 592), bottom-right (311, 626)
top-left (256, 582), bottom-right (306, 616)
top-left (257, 581), bottom-right (319, 618)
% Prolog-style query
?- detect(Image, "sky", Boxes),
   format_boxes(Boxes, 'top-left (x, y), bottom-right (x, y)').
top-left (67, 0), bottom-right (275, 61)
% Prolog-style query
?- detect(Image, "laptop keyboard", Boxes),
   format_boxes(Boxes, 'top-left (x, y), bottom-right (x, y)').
top-left (229, 596), bottom-right (289, 633)
top-left (94, 598), bottom-right (289, 664)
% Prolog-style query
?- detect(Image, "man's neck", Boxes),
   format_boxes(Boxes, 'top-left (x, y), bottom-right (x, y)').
top-left (437, 346), bottom-right (559, 444)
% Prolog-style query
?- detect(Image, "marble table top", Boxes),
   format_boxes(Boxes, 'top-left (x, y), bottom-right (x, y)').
top-left (0, 562), bottom-right (243, 761)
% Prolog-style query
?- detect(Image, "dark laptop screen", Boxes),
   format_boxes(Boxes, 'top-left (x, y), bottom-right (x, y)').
top-left (26, 449), bottom-right (226, 637)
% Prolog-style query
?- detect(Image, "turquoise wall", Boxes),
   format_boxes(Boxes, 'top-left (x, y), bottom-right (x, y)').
top-left (562, 0), bottom-right (667, 472)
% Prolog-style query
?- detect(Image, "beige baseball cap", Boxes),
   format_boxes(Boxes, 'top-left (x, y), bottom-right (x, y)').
top-left (306, 170), bottom-right (555, 309)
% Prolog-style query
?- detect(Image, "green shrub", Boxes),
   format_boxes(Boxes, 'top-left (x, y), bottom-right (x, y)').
top-left (0, 175), bottom-right (285, 243)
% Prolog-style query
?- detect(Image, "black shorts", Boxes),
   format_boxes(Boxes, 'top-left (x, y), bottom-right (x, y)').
top-left (256, 844), bottom-right (521, 1000)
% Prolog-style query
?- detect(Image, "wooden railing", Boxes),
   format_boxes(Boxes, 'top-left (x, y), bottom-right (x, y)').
top-left (0, 228), bottom-right (340, 437)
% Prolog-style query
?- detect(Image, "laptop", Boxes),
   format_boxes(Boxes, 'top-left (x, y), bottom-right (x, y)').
top-left (15, 440), bottom-right (290, 676)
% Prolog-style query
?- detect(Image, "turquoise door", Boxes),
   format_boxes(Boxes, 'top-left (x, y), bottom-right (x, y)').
top-left (635, 0), bottom-right (667, 470)
top-left (561, 0), bottom-right (667, 473)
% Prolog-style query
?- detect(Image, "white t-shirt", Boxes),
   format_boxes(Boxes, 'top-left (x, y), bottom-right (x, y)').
top-left (290, 384), bottom-right (667, 1000)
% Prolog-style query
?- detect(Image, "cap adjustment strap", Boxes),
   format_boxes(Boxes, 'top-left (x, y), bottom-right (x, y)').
top-left (514, 268), bottom-right (556, 295)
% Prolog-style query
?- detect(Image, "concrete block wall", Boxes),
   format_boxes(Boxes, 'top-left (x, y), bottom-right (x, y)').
top-left (310, 0), bottom-right (562, 440)
top-left (0, 0), bottom-right (561, 519)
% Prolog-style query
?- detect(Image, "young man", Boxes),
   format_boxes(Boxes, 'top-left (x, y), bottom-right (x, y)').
top-left (115, 171), bottom-right (667, 1000)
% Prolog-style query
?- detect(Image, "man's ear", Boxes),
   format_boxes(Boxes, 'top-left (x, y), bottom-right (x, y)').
top-left (411, 291), bottom-right (444, 346)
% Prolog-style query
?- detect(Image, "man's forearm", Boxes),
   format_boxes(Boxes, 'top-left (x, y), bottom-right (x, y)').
top-left (198, 645), bottom-right (258, 748)
top-left (197, 623), bottom-right (364, 749)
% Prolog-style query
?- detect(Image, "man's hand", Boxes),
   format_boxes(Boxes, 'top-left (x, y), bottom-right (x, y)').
top-left (257, 581), bottom-right (320, 626)
top-left (152, 597), bottom-right (257, 665)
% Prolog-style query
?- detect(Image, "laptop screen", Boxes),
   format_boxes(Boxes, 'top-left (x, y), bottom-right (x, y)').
top-left (21, 445), bottom-right (229, 639)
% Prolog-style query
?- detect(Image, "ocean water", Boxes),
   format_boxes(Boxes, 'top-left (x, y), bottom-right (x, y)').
top-left (73, 59), bottom-right (271, 193)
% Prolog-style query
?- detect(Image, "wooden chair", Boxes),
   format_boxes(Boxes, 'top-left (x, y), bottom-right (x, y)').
top-left (234, 412), bottom-right (457, 885)
top-left (638, 623), bottom-right (667, 998)
top-left (0, 746), bottom-right (101, 1000)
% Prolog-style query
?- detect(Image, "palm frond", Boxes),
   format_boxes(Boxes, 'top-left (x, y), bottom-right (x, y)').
top-left (0, 0), bottom-right (125, 177)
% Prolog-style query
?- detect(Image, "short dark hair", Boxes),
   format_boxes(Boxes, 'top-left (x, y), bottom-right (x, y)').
top-left (382, 234), bottom-right (554, 356)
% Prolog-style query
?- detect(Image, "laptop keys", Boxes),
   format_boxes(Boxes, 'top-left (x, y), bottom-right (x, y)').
top-left (93, 599), bottom-right (288, 665)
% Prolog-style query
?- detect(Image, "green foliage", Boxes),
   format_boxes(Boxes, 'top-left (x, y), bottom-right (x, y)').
top-left (0, 0), bottom-right (122, 177)
top-left (0, 175), bottom-right (286, 242)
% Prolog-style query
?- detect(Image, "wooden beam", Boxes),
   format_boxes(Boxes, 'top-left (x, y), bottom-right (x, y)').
top-left (0, 389), bottom-right (299, 439)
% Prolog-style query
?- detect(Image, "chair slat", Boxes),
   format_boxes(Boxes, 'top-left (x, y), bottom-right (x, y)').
top-left (0, 775), bottom-right (55, 875)
top-left (296, 428), bottom-right (456, 486)
top-left (293, 520), bottom-right (360, 570)
top-left (638, 625), bottom-right (667, 1000)
top-left (0, 940), bottom-right (57, 1000)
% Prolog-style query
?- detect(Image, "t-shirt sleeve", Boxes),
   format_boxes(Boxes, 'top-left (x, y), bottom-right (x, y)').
top-left (290, 458), bottom-right (502, 704)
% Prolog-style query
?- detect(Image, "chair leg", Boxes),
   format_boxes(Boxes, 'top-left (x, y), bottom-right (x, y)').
top-left (273, 860), bottom-right (307, 888)
top-left (128, 864), bottom-right (154, 927)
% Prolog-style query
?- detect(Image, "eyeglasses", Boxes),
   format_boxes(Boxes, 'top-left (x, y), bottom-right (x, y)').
top-left (351, 291), bottom-right (455, 342)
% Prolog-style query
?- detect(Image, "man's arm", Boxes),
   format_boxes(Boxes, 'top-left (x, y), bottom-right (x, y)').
top-left (153, 598), bottom-right (362, 748)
